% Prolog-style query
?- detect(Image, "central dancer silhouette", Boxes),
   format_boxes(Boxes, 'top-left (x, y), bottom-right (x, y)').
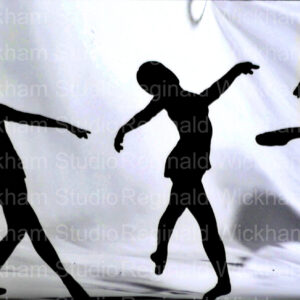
top-left (0, 104), bottom-right (91, 299)
top-left (114, 61), bottom-right (259, 300)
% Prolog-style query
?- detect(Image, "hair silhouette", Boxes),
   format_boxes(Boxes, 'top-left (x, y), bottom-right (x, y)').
top-left (0, 104), bottom-right (91, 299)
top-left (136, 61), bottom-right (180, 95)
top-left (256, 82), bottom-right (300, 147)
top-left (115, 61), bottom-right (259, 300)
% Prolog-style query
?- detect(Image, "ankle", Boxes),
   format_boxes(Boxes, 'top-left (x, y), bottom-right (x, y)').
top-left (154, 247), bottom-right (167, 254)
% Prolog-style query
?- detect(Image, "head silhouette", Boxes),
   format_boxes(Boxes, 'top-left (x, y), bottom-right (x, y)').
top-left (137, 61), bottom-right (180, 95)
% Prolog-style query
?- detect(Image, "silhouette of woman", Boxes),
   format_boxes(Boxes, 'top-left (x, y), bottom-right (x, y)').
top-left (115, 61), bottom-right (259, 300)
top-left (256, 81), bottom-right (300, 146)
top-left (0, 104), bottom-right (91, 299)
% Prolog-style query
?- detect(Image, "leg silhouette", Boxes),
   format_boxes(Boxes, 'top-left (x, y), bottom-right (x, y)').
top-left (0, 218), bottom-right (25, 296)
top-left (151, 182), bottom-right (186, 275)
top-left (0, 181), bottom-right (90, 299)
top-left (0, 226), bottom-right (26, 267)
top-left (187, 183), bottom-right (231, 300)
top-left (0, 185), bottom-right (27, 268)
top-left (256, 128), bottom-right (300, 146)
top-left (27, 218), bottom-right (90, 300)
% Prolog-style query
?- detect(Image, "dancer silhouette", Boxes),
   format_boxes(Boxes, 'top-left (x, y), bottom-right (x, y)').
top-left (114, 61), bottom-right (259, 300)
top-left (293, 81), bottom-right (300, 98)
top-left (257, 82), bottom-right (300, 146)
top-left (0, 104), bottom-right (91, 299)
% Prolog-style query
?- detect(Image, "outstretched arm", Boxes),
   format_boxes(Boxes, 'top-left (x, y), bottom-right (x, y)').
top-left (0, 104), bottom-right (90, 139)
top-left (256, 128), bottom-right (300, 146)
top-left (200, 62), bottom-right (259, 105)
top-left (114, 99), bottom-right (163, 152)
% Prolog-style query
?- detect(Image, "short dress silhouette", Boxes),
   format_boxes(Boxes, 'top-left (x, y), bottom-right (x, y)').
top-left (162, 93), bottom-right (212, 179)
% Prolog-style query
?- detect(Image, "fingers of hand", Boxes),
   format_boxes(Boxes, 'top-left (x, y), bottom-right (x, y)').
top-left (248, 62), bottom-right (259, 69)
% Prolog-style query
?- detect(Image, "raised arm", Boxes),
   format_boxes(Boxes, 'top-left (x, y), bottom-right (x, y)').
top-left (114, 98), bottom-right (163, 152)
top-left (0, 104), bottom-right (90, 139)
top-left (200, 62), bottom-right (259, 105)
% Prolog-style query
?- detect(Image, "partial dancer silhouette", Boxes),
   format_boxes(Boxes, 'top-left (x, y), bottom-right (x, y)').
top-left (293, 81), bottom-right (300, 98)
top-left (257, 82), bottom-right (300, 147)
top-left (0, 104), bottom-right (91, 299)
top-left (114, 61), bottom-right (259, 300)
top-left (256, 127), bottom-right (300, 146)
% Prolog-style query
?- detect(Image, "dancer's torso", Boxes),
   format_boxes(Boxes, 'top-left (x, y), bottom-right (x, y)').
top-left (163, 92), bottom-right (212, 146)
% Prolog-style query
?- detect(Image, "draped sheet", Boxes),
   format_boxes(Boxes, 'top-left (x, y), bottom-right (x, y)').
top-left (0, 0), bottom-right (299, 298)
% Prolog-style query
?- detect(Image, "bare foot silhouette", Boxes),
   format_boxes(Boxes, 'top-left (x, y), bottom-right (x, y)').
top-left (202, 276), bottom-right (231, 300)
top-left (150, 250), bottom-right (168, 275)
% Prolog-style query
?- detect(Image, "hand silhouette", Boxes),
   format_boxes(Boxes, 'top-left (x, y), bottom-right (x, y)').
top-left (114, 132), bottom-right (124, 152)
top-left (69, 126), bottom-right (91, 139)
top-left (235, 62), bottom-right (260, 75)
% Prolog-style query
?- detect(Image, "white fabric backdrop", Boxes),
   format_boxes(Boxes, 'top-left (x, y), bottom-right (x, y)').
top-left (0, 1), bottom-right (299, 299)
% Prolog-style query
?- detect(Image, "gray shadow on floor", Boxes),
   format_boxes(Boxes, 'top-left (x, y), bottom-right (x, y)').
top-left (234, 189), bottom-right (300, 251)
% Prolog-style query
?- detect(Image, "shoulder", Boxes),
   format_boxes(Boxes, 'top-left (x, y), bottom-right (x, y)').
top-left (192, 93), bottom-right (209, 107)
top-left (150, 96), bottom-right (165, 108)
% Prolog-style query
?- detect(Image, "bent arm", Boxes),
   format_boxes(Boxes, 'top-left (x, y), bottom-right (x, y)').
top-left (200, 62), bottom-right (259, 105)
top-left (119, 99), bottom-right (163, 135)
top-left (199, 67), bottom-right (240, 104)
top-left (114, 99), bottom-right (163, 152)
